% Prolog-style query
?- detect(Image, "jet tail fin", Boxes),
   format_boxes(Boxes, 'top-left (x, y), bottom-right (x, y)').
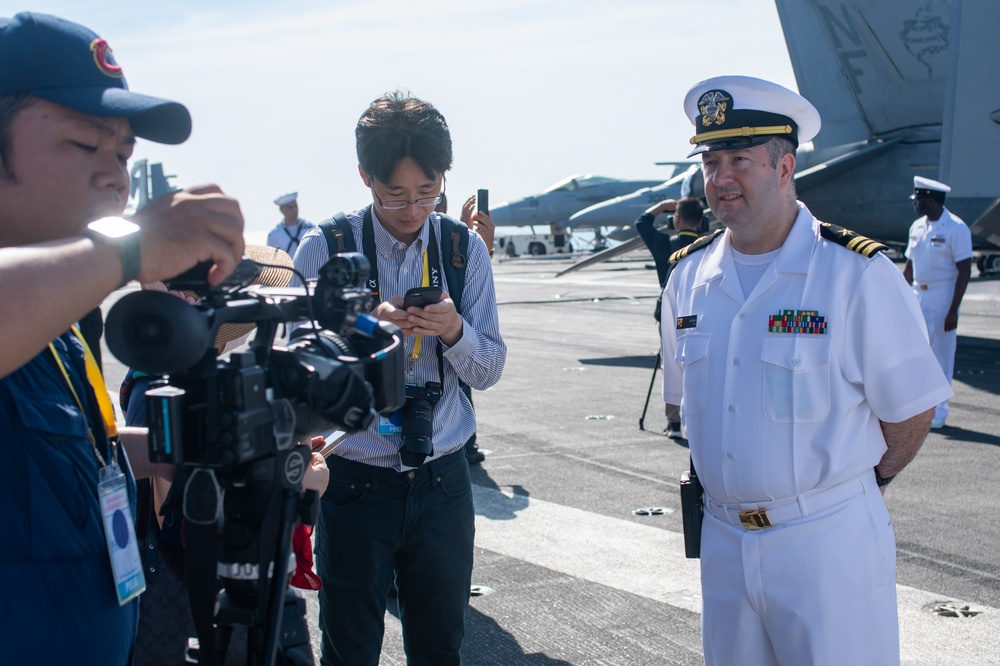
top-left (776, 0), bottom-right (951, 148)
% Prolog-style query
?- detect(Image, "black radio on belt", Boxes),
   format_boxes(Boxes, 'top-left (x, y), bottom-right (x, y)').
top-left (679, 458), bottom-right (703, 559)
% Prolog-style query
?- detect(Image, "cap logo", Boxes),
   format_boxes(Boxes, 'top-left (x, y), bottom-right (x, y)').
top-left (698, 90), bottom-right (730, 127)
top-left (89, 38), bottom-right (123, 79)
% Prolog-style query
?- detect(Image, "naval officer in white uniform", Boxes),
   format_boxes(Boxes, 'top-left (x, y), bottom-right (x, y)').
top-left (660, 75), bottom-right (953, 666)
top-left (902, 176), bottom-right (973, 429)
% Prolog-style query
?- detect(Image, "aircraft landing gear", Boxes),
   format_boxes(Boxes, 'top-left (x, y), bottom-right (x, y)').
top-left (977, 253), bottom-right (1000, 276)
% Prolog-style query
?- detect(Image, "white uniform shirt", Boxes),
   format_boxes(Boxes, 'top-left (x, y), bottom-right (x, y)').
top-left (904, 208), bottom-right (973, 285)
top-left (267, 218), bottom-right (316, 257)
top-left (661, 204), bottom-right (952, 504)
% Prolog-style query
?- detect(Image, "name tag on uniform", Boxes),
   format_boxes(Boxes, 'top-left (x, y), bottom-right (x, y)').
top-left (98, 464), bottom-right (145, 606)
top-left (676, 315), bottom-right (698, 330)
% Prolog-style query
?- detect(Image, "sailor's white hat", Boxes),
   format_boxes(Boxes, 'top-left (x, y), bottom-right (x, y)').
top-left (274, 192), bottom-right (298, 207)
top-left (913, 176), bottom-right (950, 194)
top-left (683, 75), bottom-right (821, 157)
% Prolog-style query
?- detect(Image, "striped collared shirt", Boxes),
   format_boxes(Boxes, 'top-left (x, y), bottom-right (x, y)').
top-left (291, 205), bottom-right (505, 470)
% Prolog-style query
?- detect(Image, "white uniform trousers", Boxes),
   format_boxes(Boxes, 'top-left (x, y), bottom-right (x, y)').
top-left (700, 478), bottom-right (899, 666)
top-left (914, 282), bottom-right (958, 423)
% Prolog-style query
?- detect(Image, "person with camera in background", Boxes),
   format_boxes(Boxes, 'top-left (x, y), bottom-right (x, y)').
top-left (292, 90), bottom-right (506, 666)
top-left (0, 12), bottom-right (246, 664)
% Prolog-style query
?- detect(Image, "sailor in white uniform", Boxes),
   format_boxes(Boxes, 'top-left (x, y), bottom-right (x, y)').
top-left (267, 191), bottom-right (315, 256)
top-left (902, 176), bottom-right (973, 429)
top-left (660, 75), bottom-right (953, 666)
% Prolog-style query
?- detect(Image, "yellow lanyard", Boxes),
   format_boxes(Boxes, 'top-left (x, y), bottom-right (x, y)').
top-left (409, 250), bottom-right (432, 365)
top-left (47, 326), bottom-right (119, 468)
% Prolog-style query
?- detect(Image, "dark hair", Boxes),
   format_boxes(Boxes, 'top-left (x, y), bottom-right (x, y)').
top-left (0, 93), bottom-right (40, 181)
top-left (356, 91), bottom-right (452, 184)
top-left (674, 197), bottom-right (704, 227)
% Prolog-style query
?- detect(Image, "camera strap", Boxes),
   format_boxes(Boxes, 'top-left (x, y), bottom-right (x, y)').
top-left (359, 209), bottom-right (449, 403)
top-left (360, 206), bottom-right (445, 298)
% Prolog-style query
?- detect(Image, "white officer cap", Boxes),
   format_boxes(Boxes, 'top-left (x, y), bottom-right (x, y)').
top-left (683, 75), bottom-right (821, 157)
top-left (273, 192), bottom-right (297, 207)
top-left (913, 176), bottom-right (950, 195)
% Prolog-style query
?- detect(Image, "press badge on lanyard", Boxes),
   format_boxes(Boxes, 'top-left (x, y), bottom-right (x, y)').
top-left (99, 460), bottom-right (146, 605)
top-left (51, 328), bottom-right (146, 605)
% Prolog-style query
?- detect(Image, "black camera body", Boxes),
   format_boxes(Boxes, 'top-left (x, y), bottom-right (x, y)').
top-left (399, 381), bottom-right (442, 467)
top-left (105, 253), bottom-right (406, 662)
top-left (107, 252), bottom-right (405, 469)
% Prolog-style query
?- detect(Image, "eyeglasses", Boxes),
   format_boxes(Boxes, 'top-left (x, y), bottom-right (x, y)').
top-left (371, 179), bottom-right (446, 210)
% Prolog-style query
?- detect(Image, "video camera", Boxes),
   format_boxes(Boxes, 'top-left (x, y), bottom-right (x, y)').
top-left (105, 252), bottom-right (404, 666)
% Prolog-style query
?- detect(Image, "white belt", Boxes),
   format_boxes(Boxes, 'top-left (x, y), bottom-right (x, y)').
top-left (704, 474), bottom-right (870, 530)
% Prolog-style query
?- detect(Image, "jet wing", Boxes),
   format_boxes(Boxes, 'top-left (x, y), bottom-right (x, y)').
top-left (555, 233), bottom-right (650, 277)
top-left (793, 138), bottom-right (900, 193)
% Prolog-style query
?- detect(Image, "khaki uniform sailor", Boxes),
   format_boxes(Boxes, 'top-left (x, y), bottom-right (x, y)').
top-left (661, 75), bottom-right (952, 666)
top-left (903, 176), bottom-right (973, 428)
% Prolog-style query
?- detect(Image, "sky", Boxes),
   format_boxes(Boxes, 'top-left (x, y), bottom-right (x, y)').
top-left (16, 1), bottom-right (796, 239)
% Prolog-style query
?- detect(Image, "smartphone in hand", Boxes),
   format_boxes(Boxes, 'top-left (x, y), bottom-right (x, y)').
top-left (476, 188), bottom-right (489, 214)
top-left (403, 286), bottom-right (443, 309)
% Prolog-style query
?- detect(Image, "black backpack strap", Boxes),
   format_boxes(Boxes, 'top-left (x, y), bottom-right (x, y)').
top-left (437, 214), bottom-right (470, 313)
top-left (318, 211), bottom-right (355, 259)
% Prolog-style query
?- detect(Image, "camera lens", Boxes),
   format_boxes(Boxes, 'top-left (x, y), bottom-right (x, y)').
top-left (400, 397), bottom-right (434, 467)
top-left (129, 312), bottom-right (171, 351)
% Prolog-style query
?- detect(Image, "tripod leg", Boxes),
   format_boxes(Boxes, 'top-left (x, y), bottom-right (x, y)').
top-left (639, 349), bottom-right (662, 431)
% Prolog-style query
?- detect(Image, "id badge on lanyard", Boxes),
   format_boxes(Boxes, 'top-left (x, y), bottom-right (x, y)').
top-left (52, 328), bottom-right (147, 606)
top-left (98, 460), bottom-right (146, 605)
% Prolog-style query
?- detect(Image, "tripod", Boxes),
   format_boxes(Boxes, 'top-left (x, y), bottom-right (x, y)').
top-left (183, 447), bottom-right (318, 666)
top-left (639, 349), bottom-right (662, 431)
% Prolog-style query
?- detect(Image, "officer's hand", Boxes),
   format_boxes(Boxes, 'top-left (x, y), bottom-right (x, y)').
top-left (375, 297), bottom-right (419, 335)
top-left (406, 293), bottom-right (463, 346)
top-left (944, 309), bottom-right (959, 332)
top-left (133, 185), bottom-right (245, 286)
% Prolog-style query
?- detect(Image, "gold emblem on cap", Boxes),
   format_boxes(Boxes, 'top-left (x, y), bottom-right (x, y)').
top-left (698, 91), bottom-right (730, 127)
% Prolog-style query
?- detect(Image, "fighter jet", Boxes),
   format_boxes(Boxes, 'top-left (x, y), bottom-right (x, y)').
top-left (558, 0), bottom-right (1000, 275)
top-left (488, 174), bottom-right (669, 231)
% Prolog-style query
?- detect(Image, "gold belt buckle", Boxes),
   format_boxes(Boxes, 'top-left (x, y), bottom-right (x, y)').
top-left (920, 284), bottom-right (929, 290)
top-left (739, 508), bottom-right (772, 530)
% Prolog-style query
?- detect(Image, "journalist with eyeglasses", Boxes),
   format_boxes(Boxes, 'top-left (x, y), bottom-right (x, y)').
top-left (291, 90), bottom-right (506, 666)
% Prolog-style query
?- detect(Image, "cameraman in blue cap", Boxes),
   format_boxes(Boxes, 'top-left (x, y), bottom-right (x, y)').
top-left (660, 75), bottom-right (951, 665)
top-left (0, 12), bottom-right (244, 664)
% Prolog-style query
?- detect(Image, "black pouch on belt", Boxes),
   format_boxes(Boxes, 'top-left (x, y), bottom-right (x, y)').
top-left (680, 458), bottom-right (703, 559)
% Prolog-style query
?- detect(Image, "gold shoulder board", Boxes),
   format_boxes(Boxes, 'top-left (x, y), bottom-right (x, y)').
top-left (818, 222), bottom-right (887, 258)
top-left (669, 229), bottom-right (723, 265)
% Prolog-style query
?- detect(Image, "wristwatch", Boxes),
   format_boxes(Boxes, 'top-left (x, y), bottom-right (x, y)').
top-left (874, 467), bottom-right (895, 487)
top-left (84, 216), bottom-right (142, 287)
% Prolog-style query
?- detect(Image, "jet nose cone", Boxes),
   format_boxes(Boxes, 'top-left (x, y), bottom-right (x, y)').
top-left (568, 200), bottom-right (623, 228)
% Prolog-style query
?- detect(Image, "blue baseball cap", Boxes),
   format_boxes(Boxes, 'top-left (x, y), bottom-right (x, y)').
top-left (0, 12), bottom-right (191, 144)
